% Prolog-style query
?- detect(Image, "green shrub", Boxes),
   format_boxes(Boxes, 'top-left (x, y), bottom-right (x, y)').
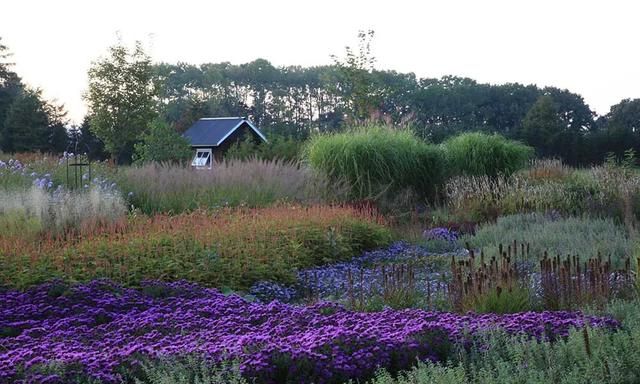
top-left (445, 160), bottom-right (640, 224)
top-left (463, 213), bottom-right (632, 267)
top-left (367, 361), bottom-right (467, 384)
top-left (466, 285), bottom-right (534, 314)
top-left (443, 132), bottom-right (534, 177)
top-left (305, 125), bottom-right (446, 200)
top-left (134, 357), bottom-right (248, 384)
top-left (226, 133), bottom-right (302, 162)
top-left (133, 119), bottom-right (192, 164)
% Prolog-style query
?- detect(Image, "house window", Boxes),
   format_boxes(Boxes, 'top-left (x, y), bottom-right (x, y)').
top-left (191, 149), bottom-right (212, 169)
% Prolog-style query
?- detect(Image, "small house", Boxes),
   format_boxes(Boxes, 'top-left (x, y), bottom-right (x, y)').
top-left (183, 117), bottom-right (267, 169)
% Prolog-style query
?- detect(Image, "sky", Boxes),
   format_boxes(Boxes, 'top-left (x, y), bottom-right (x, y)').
top-left (2, 0), bottom-right (639, 123)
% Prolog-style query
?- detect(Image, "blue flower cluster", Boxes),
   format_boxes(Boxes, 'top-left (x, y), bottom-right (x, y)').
top-left (0, 158), bottom-right (55, 190)
top-left (249, 242), bottom-right (454, 304)
top-left (33, 173), bottom-right (54, 190)
top-left (0, 158), bottom-right (24, 172)
top-left (423, 227), bottom-right (459, 243)
top-left (2, 155), bottom-right (122, 195)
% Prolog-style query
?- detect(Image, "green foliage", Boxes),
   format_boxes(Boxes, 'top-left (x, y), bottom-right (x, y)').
top-left (445, 159), bottom-right (640, 225)
top-left (467, 285), bottom-right (533, 314)
top-left (67, 116), bottom-right (108, 160)
top-left (305, 125), bottom-right (446, 201)
top-left (133, 119), bottom-right (192, 164)
top-left (134, 357), bottom-right (248, 384)
top-left (443, 132), bottom-right (534, 177)
top-left (3, 89), bottom-right (47, 151)
top-left (589, 98), bottom-right (640, 162)
top-left (14, 360), bottom-right (102, 384)
top-left (1, 94), bottom-right (68, 154)
top-left (0, 209), bottom-right (42, 238)
top-left (331, 30), bottom-right (379, 122)
top-left (225, 133), bottom-right (302, 162)
top-left (464, 213), bottom-right (632, 266)
top-left (0, 39), bottom-right (24, 152)
top-left (367, 361), bottom-right (467, 384)
top-left (154, 57), bottom-right (612, 165)
top-left (0, 39), bottom-right (67, 154)
top-left (86, 40), bottom-right (156, 163)
top-left (421, 238), bottom-right (461, 253)
top-left (520, 95), bottom-right (567, 158)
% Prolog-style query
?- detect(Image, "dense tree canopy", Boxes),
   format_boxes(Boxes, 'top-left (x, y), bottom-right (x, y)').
top-left (86, 40), bottom-right (157, 163)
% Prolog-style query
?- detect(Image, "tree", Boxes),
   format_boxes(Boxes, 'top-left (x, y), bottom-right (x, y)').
top-left (331, 30), bottom-right (379, 122)
top-left (519, 95), bottom-right (565, 158)
top-left (589, 98), bottom-right (640, 162)
top-left (43, 100), bottom-right (69, 153)
top-left (606, 98), bottom-right (640, 133)
top-left (0, 37), bottom-right (20, 87)
top-left (85, 40), bottom-right (157, 163)
top-left (151, 56), bottom-right (598, 163)
top-left (0, 37), bottom-right (23, 152)
top-left (132, 119), bottom-right (192, 164)
top-left (68, 116), bottom-right (108, 160)
top-left (2, 88), bottom-right (49, 152)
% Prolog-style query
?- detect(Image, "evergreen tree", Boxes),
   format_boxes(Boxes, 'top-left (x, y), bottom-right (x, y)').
top-left (68, 116), bottom-right (108, 160)
top-left (44, 101), bottom-right (69, 153)
top-left (0, 37), bottom-right (24, 152)
top-left (2, 88), bottom-right (49, 152)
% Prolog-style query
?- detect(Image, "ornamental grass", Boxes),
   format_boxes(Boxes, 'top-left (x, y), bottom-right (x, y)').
top-left (117, 158), bottom-right (347, 214)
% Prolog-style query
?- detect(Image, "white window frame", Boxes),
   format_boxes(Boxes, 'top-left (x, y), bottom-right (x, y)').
top-left (191, 148), bottom-right (212, 169)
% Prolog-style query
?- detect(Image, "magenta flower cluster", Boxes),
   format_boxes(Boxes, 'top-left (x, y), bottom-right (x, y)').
top-left (0, 280), bottom-right (619, 383)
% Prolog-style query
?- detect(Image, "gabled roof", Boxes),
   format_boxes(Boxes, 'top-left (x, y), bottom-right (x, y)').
top-left (182, 117), bottom-right (267, 147)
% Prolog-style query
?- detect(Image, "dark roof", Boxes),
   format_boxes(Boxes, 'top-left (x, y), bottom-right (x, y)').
top-left (182, 117), bottom-right (267, 147)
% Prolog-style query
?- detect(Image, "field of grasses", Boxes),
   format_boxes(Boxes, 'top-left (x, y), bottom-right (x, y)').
top-left (2, 132), bottom-right (640, 384)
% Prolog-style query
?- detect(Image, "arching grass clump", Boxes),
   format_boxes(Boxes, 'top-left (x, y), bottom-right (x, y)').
top-left (443, 132), bottom-right (534, 177)
top-left (304, 126), bottom-right (446, 200)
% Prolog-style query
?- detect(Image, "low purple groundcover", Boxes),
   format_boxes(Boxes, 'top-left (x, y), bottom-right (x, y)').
top-left (0, 280), bottom-right (619, 384)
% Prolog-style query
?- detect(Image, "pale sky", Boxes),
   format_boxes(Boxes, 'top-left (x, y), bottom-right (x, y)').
top-left (2, 0), bottom-right (639, 123)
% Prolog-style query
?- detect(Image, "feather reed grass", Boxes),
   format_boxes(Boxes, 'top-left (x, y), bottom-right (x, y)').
top-left (118, 157), bottom-right (347, 213)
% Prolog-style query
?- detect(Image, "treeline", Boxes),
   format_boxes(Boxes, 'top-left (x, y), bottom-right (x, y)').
top-left (156, 59), bottom-right (640, 165)
top-left (1, 35), bottom-right (640, 166)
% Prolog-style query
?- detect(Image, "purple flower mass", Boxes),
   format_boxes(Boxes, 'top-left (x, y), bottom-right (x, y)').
top-left (0, 280), bottom-right (619, 383)
top-left (423, 227), bottom-right (459, 243)
top-left (250, 242), bottom-right (460, 304)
